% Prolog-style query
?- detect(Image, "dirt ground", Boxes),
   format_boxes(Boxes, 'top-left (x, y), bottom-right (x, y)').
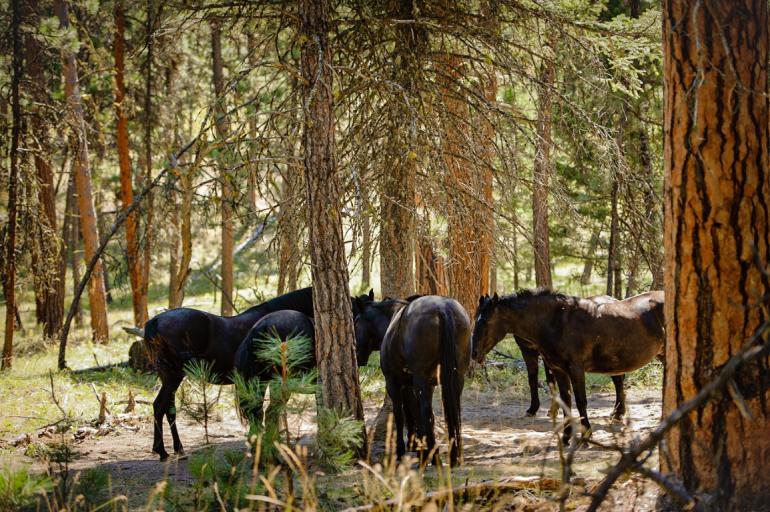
top-left (3, 382), bottom-right (663, 511)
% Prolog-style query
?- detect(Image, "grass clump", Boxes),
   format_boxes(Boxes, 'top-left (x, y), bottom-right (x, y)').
top-left (0, 465), bottom-right (52, 510)
top-left (315, 407), bottom-right (363, 472)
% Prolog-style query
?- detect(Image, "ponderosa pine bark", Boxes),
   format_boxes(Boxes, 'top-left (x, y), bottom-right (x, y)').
top-left (662, 1), bottom-right (770, 508)
top-left (3, 0), bottom-right (23, 369)
top-left (298, 0), bottom-right (365, 429)
top-left (211, 19), bottom-right (234, 316)
top-left (532, 53), bottom-right (554, 289)
top-left (55, 0), bottom-right (109, 342)
top-left (114, 0), bottom-right (145, 326)
top-left (379, 0), bottom-right (424, 301)
top-left (26, 0), bottom-right (64, 338)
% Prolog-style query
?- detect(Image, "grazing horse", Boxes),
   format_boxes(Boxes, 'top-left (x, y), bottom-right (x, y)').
top-left (512, 294), bottom-right (628, 419)
top-left (144, 287), bottom-right (374, 460)
top-left (232, 310), bottom-right (315, 424)
top-left (471, 289), bottom-right (664, 442)
top-left (355, 296), bottom-right (471, 466)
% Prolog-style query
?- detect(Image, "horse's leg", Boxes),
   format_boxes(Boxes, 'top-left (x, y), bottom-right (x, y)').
top-left (545, 362), bottom-right (559, 419)
top-left (519, 342), bottom-right (541, 417)
top-left (610, 374), bottom-right (626, 421)
top-left (152, 373), bottom-right (183, 461)
top-left (552, 369), bottom-right (573, 445)
top-left (167, 387), bottom-right (184, 455)
top-left (386, 382), bottom-right (406, 459)
top-left (414, 377), bottom-right (437, 467)
top-left (403, 387), bottom-right (420, 451)
top-left (566, 365), bottom-right (591, 439)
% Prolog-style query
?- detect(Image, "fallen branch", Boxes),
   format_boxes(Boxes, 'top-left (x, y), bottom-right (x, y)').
top-left (587, 320), bottom-right (770, 512)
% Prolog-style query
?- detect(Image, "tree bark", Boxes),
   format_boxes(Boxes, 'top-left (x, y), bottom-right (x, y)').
top-left (299, 0), bottom-right (365, 433)
top-left (114, 0), bottom-right (146, 326)
top-left (277, 165), bottom-right (302, 295)
top-left (580, 228), bottom-right (600, 286)
top-left (138, 0), bottom-right (155, 326)
top-left (211, 19), bottom-right (234, 316)
top-left (532, 54), bottom-right (554, 289)
top-left (55, 0), bottom-right (109, 342)
top-left (379, 0), bottom-right (424, 301)
top-left (26, 0), bottom-right (64, 338)
top-left (2, 0), bottom-right (23, 369)
top-left (63, 172), bottom-right (83, 327)
top-left (662, 1), bottom-right (770, 508)
top-left (606, 178), bottom-right (620, 297)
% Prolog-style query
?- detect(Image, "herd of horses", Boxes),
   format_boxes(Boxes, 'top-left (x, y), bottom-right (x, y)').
top-left (143, 286), bottom-right (665, 465)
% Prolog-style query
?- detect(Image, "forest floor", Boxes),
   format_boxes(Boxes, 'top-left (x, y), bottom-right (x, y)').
top-left (0, 333), bottom-right (664, 510)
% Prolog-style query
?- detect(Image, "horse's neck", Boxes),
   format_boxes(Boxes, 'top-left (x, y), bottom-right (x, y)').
top-left (375, 303), bottom-right (406, 342)
top-left (498, 298), bottom-right (559, 340)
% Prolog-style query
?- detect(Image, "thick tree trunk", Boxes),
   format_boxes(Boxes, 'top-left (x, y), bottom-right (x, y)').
top-left (379, 0), bottom-right (424, 301)
top-left (2, 0), bottom-right (22, 369)
top-left (299, 0), bottom-right (365, 432)
top-left (114, 0), bottom-right (145, 326)
top-left (55, 0), bottom-right (109, 342)
top-left (662, 1), bottom-right (770, 508)
top-left (211, 19), bottom-right (234, 316)
top-left (438, 43), bottom-right (481, 317)
top-left (26, 1), bottom-right (64, 338)
top-left (532, 56), bottom-right (554, 289)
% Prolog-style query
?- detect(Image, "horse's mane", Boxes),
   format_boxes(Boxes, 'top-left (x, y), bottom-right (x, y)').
top-left (240, 287), bottom-right (314, 316)
top-left (501, 287), bottom-right (570, 304)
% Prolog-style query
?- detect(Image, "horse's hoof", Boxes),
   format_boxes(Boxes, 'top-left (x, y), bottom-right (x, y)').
top-left (525, 410), bottom-right (537, 418)
top-left (175, 447), bottom-right (185, 455)
top-left (157, 452), bottom-right (169, 462)
top-left (610, 414), bottom-right (624, 423)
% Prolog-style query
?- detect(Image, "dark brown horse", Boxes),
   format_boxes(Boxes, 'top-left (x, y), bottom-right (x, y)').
top-left (354, 296), bottom-right (471, 466)
top-left (145, 287), bottom-right (373, 460)
top-left (512, 294), bottom-right (627, 419)
top-left (472, 289), bottom-right (664, 442)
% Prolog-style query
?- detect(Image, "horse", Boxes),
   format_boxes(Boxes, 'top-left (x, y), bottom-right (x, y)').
top-left (511, 294), bottom-right (627, 419)
top-left (144, 287), bottom-right (374, 460)
top-left (471, 288), bottom-right (664, 443)
top-left (354, 296), bottom-right (471, 467)
top-left (232, 310), bottom-right (315, 428)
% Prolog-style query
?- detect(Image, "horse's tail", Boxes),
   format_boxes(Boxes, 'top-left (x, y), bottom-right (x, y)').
top-left (142, 317), bottom-right (162, 373)
top-left (439, 305), bottom-right (462, 466)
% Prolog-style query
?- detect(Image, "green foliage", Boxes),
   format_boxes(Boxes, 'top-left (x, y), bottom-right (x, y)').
top-left (315, 408), bottom-right (364, 473)
top-left (181, 359), bottom-right (221, 444)
top-left (188, 448), bottom-right (253, 510)
top-left (0, 466), bottom-right (52, 510)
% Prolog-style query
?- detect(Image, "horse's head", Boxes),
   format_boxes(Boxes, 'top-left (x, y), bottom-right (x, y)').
top-left (352, 288), bottom-right (375, 318)
top-left (353, 297), bottom-right (406, 366)
top-left (471, 293), bottom-right (506, 363)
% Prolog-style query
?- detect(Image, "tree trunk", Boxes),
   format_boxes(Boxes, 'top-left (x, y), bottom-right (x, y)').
top-left (662, 1), bottom-right (770, 508)
top-left (211, 19), bottom-right (234, 316)
top-left (277, 167), bottom-right (302, 295)
top-left (361, 210), bottom-right (371, 290)
top-left (379, 0), bottom-right (424, 301)
top-left (26, 0), bottom-right (64, 338)
top-left (55, 0), bottom-right (109, 342)
top-left (168, 161), bottom-right (193, 308)
top-left (532, 55), bottom-right (554, 289)
top-left (438, 36), bottom-right (481, 317)
top-left (139, 0), bottom-right (155, 326)
top-left (606, 178), bottom-right (619, 297)
top-left (63, 173), bottom-right (83, 327)
top-left (639, 126), bottom-right (664, 290)
top-left (114, 0), bottom-right (146, 326)
top-left (2, 0), bottom-right (22, 369)
top-left (580, 228), bottom-right (600, 286)
top-left (299, 0), bottom-right (365, 433)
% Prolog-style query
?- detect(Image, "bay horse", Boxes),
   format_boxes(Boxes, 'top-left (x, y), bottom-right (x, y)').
top-left (354, 296), bottom-right (471, 466)
top-left (144, 287), bottom-right (373, 460)
top-left (232, 310), bottom-right (315, 427)
top-left (471, 289), bottom-right (664, 443)
top-left (513, 294), bottom-right (627, 419)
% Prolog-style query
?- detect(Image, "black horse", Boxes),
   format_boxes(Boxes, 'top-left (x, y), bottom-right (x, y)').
top-left (232, 310), bottom-right (315, 426)
top-left (355, 296), bottom-right (471, 466)
top-left (511, 294), bottom-right (626, 419)
top-left (472, 289), bottom-right (664, 442)
top-left (144, 287), bottom-right (374, 460)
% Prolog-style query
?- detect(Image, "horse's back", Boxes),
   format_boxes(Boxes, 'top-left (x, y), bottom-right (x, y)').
top-left (385, 296), bottom-right (471, 379)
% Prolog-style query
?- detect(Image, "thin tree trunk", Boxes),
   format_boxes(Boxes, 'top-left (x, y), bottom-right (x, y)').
top-left (139, 0), bottom-right (154, 326)
top-left (114, 0), bottom-right (145, 326)
top-left (277, 168), bottom-right (301, 295)
top-left (607, 178), bottom-right (619, 297)
top-left (662, 2), bottom-right (770, 508)
top-left (168, 162), bottom-right (193, 308)
top-left (26, 0), bottom-right (64, 338)
top-left (532, 53), bottom-right (554, 289)
top-left (55, 0), bottom-right (109, 342)
top-left (580, 228), bottom-right (600, 286)
top-left (63, 173), bottom-right (83, 327)
top-left (211, 19), bottom-right (234, 316)
top-left (299, 0), bottom-right (365, 436)
top-left (639, 126), bottom-right (664, 289)
top-left (2, 0), bottom-right (22, 369)
top-left (361, 210), bottom-right (371, 290)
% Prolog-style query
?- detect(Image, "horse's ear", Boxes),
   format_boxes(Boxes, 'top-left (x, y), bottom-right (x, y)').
top-left (479, 295), bottom-right (485, 306)
top-left (492, 292), bottom-right (499, 303)
top-left (368, 288), bottom-right (374, 300)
